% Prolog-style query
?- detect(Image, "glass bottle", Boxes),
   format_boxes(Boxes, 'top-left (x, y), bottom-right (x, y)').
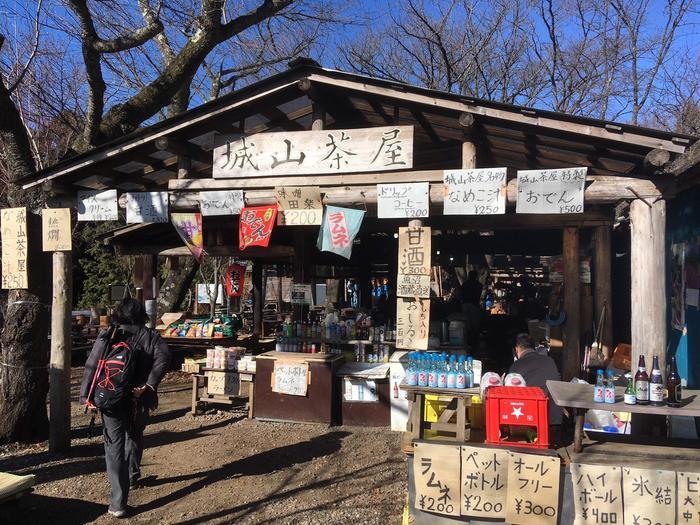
top-left (634, 355), bottom-right (650, 405)
top-left (624, 377), bottom-right (636, 405)
top-left (407, 353), bottom-right (418, 386)
top-left (456, 356), bottom-right (467, 389)
top-left (593, 369), bottom-right (605, 403)
top-left (446, 355), bottom-right (457, 389)
top-left (649, 355), bottom-right (664, 406)
top-left (417, 353), bottom-right (429, 387)
top-left (667, 356), bottom-right (682, 408)
top-left (466, 356), bottom-right (474, 388)
top-left (428, 355), bottom-right (438, 388)
top-left (604, 370), bottom-right (616, 404)
top-left (437, 355), bottom-right (448, 388)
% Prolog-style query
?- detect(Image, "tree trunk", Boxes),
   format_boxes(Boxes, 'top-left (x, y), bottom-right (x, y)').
top-left (157, 257), bottom-right (199, 317)
top-left (0, 70), bottom-right (51, 444)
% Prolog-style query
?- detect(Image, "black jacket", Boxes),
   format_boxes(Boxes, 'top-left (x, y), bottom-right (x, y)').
top-left (80, 324), bottom-right (171, 408)
top-left (509, 350), bottom-right (562, 425)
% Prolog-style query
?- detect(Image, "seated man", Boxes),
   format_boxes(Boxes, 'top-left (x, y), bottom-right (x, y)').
top-left (508, 333), bottom-right (563, 444)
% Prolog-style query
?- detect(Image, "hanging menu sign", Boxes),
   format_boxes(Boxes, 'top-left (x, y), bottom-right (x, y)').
top-left (1, 207), bottom-right (28, 289)
top-left (677, 471), bottom-right (700, 524)
top-left (516, 167), bottom-right (587, 214)
top-left (275, 186), bottom-right (323, 226)
top-left (622, 467), bottom-right (676, 525)
top-left (461, 446), bottom-right (509, 519)
top-left (377, 182), bottom-right (429, 219)
top-left (213, 125), bottom-right (413, 178)
top-left (397, 226), bottom-right (431, 298)
top-left (42, 208), bottom-right (72, 252)
top-left (200, 190), bottom-right (244, 216)
top-left (413, 442), bottom-right (461, 517)
top-left (571, 463), bottom-right (624, 525)
top-left (396, 298), bottom-right (429, 350)
top-left (78, 189), bottom-right (119, 221)
top-left (505, 451), bottom-right (560, 525)
top-left (443, 168), bottom-right (507, 215)
top-left (125, 192), bottom-right (169, 223)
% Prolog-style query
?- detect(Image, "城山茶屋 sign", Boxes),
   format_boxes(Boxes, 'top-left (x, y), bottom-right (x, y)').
top-left (212, 126), bottom-right (413, 178)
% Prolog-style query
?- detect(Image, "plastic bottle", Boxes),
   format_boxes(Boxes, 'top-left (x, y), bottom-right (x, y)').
top-left (466, 356), bottom-right (475, 388)
top-left (437, 355), bottom-right (448, 388)
top-left (428, 355), bottom-right (438, 388)
top-left (446, 355), bottom-right (457, 389)
top-left (417, 353), bottom-right (429, 387)
top-left (593, 369), bottom-right (605, 402)
top-left (604, 370), bottom-right (616, 404)
top-left (456, 356), bottom-right (467, 389)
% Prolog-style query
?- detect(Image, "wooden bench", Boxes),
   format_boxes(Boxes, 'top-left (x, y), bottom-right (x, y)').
top-left (191, 370), bottom-right (256, 419)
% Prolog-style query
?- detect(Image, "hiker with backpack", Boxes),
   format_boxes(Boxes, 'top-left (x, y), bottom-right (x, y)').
top-left (79, 298), bottom-right (171, 518)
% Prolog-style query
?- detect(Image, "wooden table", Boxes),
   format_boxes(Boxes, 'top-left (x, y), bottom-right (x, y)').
top-left (400, 383), bottom-right (480, 442)
top-left (547, 380), bottom-right (700, 453)
top-left (191, 369), bottom-right (256, 418)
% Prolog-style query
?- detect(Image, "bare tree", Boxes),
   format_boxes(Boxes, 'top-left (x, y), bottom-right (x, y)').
top-left (0, 0), bottom-right (341, 443)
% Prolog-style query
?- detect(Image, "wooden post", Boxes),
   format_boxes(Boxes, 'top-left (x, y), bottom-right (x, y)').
top-left (311, 102), bottom-right (325, 131)
top-left (142, 254), bottom-right (156, 300)
top-left (49, 251), bottom-right (72, 453)
top-left (459, 112), bottom-right (476, 169)
top-left (252, 262), bottom-right (263, 337)
top-left (630, 198), bottom-right (667, 374)
top-left (593, 225), bottom-right (613, 360)
top-left (562, 226), bottom-right (581, 380)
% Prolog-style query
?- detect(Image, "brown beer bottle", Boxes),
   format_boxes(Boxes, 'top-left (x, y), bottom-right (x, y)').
top-left (667, 356), bottom-right (682, 408)
top-left (634, 355), bottom-right (649, 405)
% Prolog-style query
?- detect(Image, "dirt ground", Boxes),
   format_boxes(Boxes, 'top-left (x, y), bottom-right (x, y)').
top-left (0, 369), bottom-right (407, 525)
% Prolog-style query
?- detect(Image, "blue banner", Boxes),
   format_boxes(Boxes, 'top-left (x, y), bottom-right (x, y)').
top-left (317, 206), bottom-right (365, 259)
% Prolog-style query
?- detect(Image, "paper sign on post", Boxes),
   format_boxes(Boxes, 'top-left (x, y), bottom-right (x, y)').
top-left (413, 442), bottom-right (460, 517)
top-left (677, 471), bottom-right (700, 524)
top-left (396, 298), bottom-right (430, 350)
top-left (571, 463), bottom-right (623, 525)
top-left (505, 451), bottom-right (560, 525)
top-left (444, 168), bottom-right (507, 215)
top-left (200, 190), bottom-right (244, 216)
top-left (275, 186), bottom-right (323, 226)
top-left (291, 284), bottom-right (313, 305)
top-left (78, 189), bottom-right (118, 221)
top-left (397, 226), bottom-right (431, 298)
top-left (272, 361), bottom-right (309, 396)
top-left (622, 467), bottom-right (676, 525)
top-left (377, 182), bottom-right (429, 219)
top-left (1, 207), bottom-right (29, 289)
top-left (516, 167), bottom-right (587, 214)
top-left (213, 125), bottom-right (413, 178)
top-left (42, 208), bottom-right (72, 252)
top-left (126, 192), bottom-right (169, 223)
top-left (461, 446), bottom-right (509, 519)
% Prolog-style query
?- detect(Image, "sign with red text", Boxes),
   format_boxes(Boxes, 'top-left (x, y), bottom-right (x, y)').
top-left (396, 298), bottom-right (429, 350)
top-left (317, 205), bottom-right (365, 260)
top-left (171, 213), bottom-right (204, 262)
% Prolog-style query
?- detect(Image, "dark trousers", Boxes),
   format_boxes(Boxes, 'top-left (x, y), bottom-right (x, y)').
top-left (101, 402), bottom-right (148, 511)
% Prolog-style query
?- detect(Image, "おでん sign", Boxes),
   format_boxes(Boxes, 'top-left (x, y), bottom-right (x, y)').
top-left (516, 167), bottom-right (587, 214)
top-left (213, 126), bottom-right (413, 178)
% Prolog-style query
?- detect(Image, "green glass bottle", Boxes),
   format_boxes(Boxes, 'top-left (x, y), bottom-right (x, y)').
top-left (624, 376), bottom-right (636, 405)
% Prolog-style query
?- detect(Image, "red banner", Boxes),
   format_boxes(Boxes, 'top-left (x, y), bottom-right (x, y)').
top-left (225, 264), bottom-right (246, 297)
top-left (239, 205), bottom-right (277, 250)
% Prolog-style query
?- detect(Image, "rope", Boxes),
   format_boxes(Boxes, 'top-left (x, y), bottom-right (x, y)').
top-left (7, 300), bottom-right (51, 309)
top-left (0, 361), bottom-right (48, 370)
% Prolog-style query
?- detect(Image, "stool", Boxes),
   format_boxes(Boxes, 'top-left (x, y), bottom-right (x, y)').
top-left (485, 386), bottom-right (549, 449)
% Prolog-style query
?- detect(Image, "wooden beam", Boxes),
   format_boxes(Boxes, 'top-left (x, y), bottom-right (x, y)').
top-left (664, 139), bottom-right (700, 176)
top-left (643, 148), bottom-right (671, 172)
top-left (593, 225), bottom-right (613, 361)
top-left (562, 226), bottom-right (580, 381)
top-left (630, 198), bottom-right (667, 379)
top-left (154, 137), bottom-right (210, 165)
top-left (306, 73), bottom-right (686, 153)
top-left (260, 106), bottom-right (306, 131)
top-left (252, 262), bottom-right (263, 337)
top-left (114, 244), bottom-right (295, 258)
top-left (311, 102), bottom-right (325, 131)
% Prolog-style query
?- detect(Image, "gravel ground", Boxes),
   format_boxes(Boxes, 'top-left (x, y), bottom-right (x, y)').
top-left (0, 370), bottom-right (407, 525)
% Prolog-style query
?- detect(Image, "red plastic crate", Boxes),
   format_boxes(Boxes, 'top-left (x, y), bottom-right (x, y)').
top-left (485, 386), bottom-right (549, 449)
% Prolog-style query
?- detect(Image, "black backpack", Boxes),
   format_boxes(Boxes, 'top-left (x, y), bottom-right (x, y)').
top-left (86, 329), bottom-right (139, 410)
